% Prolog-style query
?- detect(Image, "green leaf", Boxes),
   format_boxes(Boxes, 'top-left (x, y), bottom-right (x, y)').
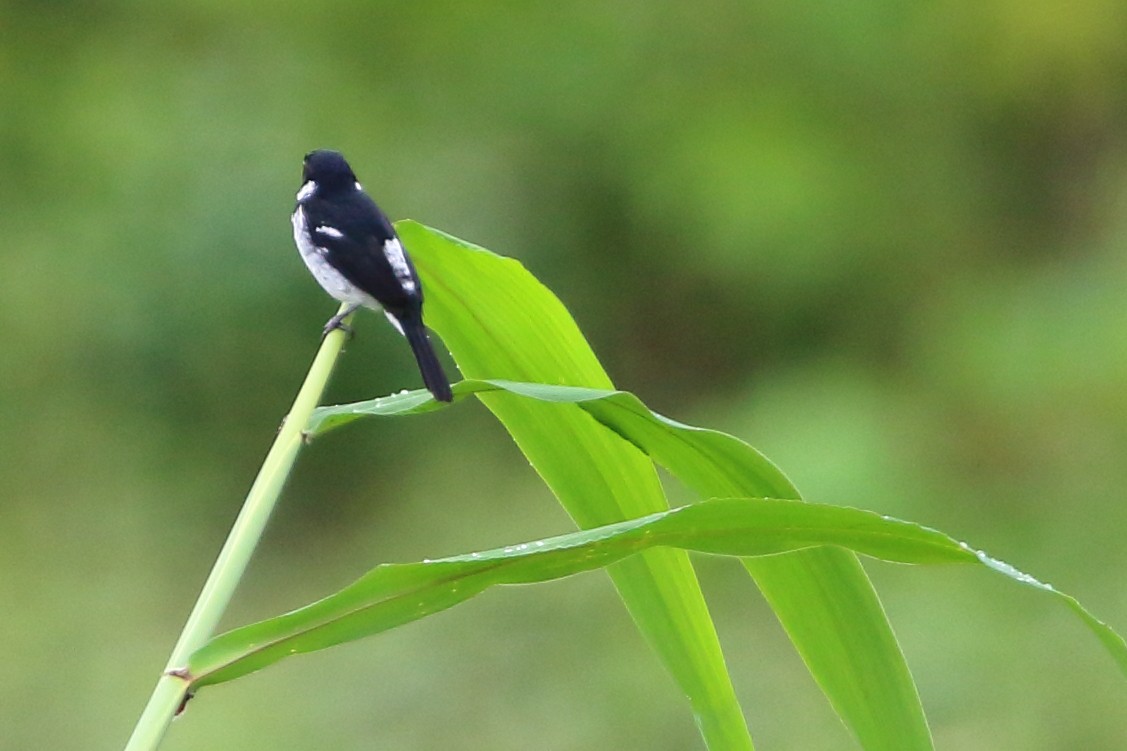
top-left (397, 222), bottom-right (752, 749)
top-left (334, 218), bottom-right (931, 750)
top-left (188, 496), bottom-right (1127, 691)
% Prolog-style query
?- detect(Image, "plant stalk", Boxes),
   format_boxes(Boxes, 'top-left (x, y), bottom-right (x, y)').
top-left (124, 304), bottom-right (354, 751)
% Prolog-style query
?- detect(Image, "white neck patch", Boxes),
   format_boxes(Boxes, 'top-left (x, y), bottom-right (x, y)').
top-left (296, 180), bottom-right (317, 202)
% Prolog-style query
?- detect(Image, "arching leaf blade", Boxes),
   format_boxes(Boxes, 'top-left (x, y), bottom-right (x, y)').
top-left (188, 496), bottom-right (1127, 692)
top-left (397, 222), bottom-right (752, 749)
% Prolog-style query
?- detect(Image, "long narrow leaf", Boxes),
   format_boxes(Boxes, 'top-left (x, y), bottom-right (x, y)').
top-left (399, 222), bottom-right (753, 748)
top-left (187, 496), bottom-right (1127, 689)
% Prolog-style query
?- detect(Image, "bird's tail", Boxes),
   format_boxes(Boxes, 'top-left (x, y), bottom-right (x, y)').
top-left (401, 317), bottom-right (454, 402)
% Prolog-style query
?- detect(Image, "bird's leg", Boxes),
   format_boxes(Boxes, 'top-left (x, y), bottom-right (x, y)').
top-left (322, 304), bottom-right (361, 340)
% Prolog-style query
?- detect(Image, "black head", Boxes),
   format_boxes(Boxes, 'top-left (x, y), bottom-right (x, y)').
top-left (301, 150), bottom-right (359, 191)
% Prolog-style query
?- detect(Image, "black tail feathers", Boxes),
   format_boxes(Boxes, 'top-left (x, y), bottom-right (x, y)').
top-left (401, 317), bottom-right (453, 402)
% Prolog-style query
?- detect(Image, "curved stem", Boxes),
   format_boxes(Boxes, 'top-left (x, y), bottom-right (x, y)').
top-left (124, 304), bottom-right (354, 751)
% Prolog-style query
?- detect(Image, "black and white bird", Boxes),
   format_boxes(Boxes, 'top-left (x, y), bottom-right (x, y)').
top-left (291, 149), bottom-right (453, 402)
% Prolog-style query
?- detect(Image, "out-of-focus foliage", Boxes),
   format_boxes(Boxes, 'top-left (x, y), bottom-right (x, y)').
top-left (2, 2), bottom-right (1126, 749)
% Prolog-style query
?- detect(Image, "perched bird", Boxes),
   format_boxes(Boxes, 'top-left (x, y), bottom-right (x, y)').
top-left (291, 149), bottom-right (453, 402)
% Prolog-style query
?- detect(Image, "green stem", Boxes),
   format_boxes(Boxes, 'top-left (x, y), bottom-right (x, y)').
top-left (124, 304), bottom-right (354, 751)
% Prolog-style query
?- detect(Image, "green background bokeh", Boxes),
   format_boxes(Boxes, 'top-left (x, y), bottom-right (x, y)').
top-left (2, 2), bottom-right (1126, 748)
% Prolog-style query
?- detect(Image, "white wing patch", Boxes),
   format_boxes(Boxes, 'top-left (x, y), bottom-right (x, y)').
top-left (382, 238), bottom-right (418, 293)
top-left (296, 180), bottom-right (317, 202)
top-left (314, 225), bottom-right (344, 239)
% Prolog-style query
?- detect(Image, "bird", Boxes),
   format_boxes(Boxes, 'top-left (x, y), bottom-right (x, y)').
top-left (291, 149), bottom-right (453, 402)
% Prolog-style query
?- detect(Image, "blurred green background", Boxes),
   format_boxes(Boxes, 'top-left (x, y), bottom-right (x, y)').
top-left (3, 1), bottom-right (1126, 748)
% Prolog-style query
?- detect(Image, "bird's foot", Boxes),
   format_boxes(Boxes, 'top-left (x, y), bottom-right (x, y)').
top-left (322, 308), bottom-right (359, 340)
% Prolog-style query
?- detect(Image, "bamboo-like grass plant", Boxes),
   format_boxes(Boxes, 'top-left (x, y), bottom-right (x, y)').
top-left (125, 223), bottom-right (1127, 751)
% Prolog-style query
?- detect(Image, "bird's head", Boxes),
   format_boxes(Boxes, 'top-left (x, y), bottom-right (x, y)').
top-left (299, 150), bottom-right (360, 199)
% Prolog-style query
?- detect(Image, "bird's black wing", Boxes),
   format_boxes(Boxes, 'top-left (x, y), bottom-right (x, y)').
top-left (300, 191), bottom-right (423, 312)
